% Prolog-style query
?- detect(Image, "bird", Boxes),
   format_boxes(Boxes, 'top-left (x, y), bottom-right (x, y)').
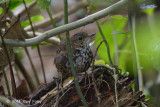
top-left (54, 32), bottom-right (95, 78)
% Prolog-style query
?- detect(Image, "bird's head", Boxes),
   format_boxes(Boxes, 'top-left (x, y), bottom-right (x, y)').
top-left (71, 32), bottom-right (95, 47)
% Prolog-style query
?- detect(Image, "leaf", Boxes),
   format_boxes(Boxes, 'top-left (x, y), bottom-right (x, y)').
top-left (31, 45), bottom-right (37, 50)
top-left (5, 16), bottom-right (26, 41)
top-left (0, 7), bottom-right (3, 14)
top-left (94, 60), bottom-right (105, 65)
top-left (21, 15), bottom-right (44, 28)
top-left (39, 42), bottom-right (52, 46)
top-left (141, 8), bottom-right (155, 16)
top-left (101, 15), bottom-right (125, 25)
top-left (31, 42), bottom-right (51, 50)
top-left (37, 0), bottom-right (51, 9)
top-left (0, 16), bottom-right (27, 66)
top-left (13, 47), bottom-right (23, 53)
top-left (9, 0), bottom-right (34, 10)
top-left (95, 15), bottom-right (127, 65)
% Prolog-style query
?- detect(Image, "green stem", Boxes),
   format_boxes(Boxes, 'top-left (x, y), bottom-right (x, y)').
top-left (0, 32), bottom-right (17, 98)
top-left (64, 0), bottom-right (88, 107)
top-left (22, 0), bottom-right (46, 83)
top-left (86, 0), bottom-right (113, 67)
top-left (46, 7), bottom-right (62, 40)
top-left (1, 66), bottom-right (11, 96)
top-left (24, 47), bottom-right (40, 85)
top-left (128, 2), bottom-right (139, 91)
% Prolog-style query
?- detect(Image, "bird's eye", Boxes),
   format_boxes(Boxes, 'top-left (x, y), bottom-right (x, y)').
top-left (78, 36), bottom-right (82, 40)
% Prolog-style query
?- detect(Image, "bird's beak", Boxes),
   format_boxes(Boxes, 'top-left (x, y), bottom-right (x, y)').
top-left (87, 33), bottom-right (96, 37)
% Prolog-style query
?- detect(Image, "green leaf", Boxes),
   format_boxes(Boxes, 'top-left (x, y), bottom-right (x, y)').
top-left (13, 47), bottom-right (23, 53)
top-left (31, 45), bottom-right (37, 50)
top-left (95, 15), bottom-right (127, 66)
top-left (21, 15), bottom-right (44, 28)
top-left (31, 42), bottom-right (51, 50)
top-left (37, 0), bottom-right (51, 9)
top-left (101, 15), bottom-right (125, 25)
top-left (94, 60), bottom-right (105, 65)
top-left (0, 7), bottom-right (3, 15)
top-left (39, 42), bottom-right (52, 46)
top-left (141, 8), bottom-right (155, 16)
top-left (9, 0), bottom-right (34, 11)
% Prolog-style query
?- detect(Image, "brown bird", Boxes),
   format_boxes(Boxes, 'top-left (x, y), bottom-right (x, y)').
top-left (54, 32), bottom-right (95, 78)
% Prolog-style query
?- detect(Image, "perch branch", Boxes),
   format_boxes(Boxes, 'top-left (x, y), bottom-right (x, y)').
top-left (0, 0), bottom-right (129, 47)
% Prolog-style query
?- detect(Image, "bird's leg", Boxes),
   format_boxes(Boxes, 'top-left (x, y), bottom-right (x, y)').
top-left (60, 74), bottom-right (64, 93)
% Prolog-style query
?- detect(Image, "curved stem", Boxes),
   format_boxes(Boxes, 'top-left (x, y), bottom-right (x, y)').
top-left (0, 0), bottom-right (129, 47)
top-left (46, 7), bottom-right (62, 40)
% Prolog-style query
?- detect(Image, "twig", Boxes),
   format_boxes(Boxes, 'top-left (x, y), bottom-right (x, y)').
top-left (113, 68), bottom-right (118, 107)
top-left (24, 47), bottom-right (40, 85)
top-left (14, 1), bottom-right (37, 16)
top-left (64, 0), bottom-right (88, 107)
top-left (86, 0), bottom-right (113, 67)
top-left (1, 66), bottom-right (11, 96)
top-left (91, 40), bottom-right (104, 106)
top-left (0, 3), bottom-right (17, 98)
top-left (54, 80), bottom-right (60, 107)
top-left (24, 1), bottom-right (88, 31)
top-left (22, 0), bottom-right (47, 83)
top-left (0, 32), bottom-right (17, 98)
top-left (0, 0), bottom-right (130, 47)
top-left (46, 7), bottom-right (62, 40)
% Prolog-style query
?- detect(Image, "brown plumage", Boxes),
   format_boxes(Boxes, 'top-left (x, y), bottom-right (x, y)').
top-left (54, 32), bottom-right (95, 77)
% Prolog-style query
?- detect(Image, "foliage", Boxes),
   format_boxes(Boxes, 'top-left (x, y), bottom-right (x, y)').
top-left (95, 15), bottom-right (128, 71)
top-left (21, 15), bottom-right (44, 28)
top-left (9, 0), bottom-right (34, 10)
top-left (37, 0), bottom-right (51, 9)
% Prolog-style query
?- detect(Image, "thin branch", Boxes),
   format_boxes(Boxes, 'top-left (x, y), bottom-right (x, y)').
top-left (2, 66), bottom-right (11, 96)
top-left (14, 1), bottom-right (37, 16)
top-left (64, 0), bottom-right (88, 107)
top-left (86, 0), bottom-right (113, 67)
top-left (46, 7), bottom-right (62, 40)
top-left (0, 32), bottom-right (17, 98)
top-left (22, 0), bottom-right (47, 83)
top-left (24, 47), bottom-right (40, 85)
top-left (24, 1), bottom-right (88, 31)
top-left (91, 40), bottom-right (104, 106)
top-left (0, 0), bottom-right (129, 47)
top-left (113, 68), bottom-right (118, 107)
top-left (0, 3), bottom-right (17, 97)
